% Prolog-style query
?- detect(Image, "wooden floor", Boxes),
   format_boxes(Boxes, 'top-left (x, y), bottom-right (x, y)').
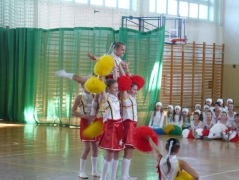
top-left (1, 121), bottom-right (239, 180)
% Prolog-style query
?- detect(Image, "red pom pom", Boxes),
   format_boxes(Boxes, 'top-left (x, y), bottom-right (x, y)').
top-left (117, 76), bottom-right (132, 91)
top-left (132, 126), bottom-right (158, 153)
top-left (130, 75), bottom-right (145, 90)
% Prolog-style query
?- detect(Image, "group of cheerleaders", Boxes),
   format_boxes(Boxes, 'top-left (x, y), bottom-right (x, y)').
top-left (148, 98), bottom-right (239, 143)
top-left (56, 42), bottom-right (199, 180)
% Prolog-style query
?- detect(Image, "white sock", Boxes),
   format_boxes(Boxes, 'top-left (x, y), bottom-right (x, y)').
top-left (100, 160), bottom-right (110, 180)
top-left (91, 156), bottom-right (99, 174)
top-left (79, 158), bottom-right (86, 173)
top-left (121, 158), bottom-right (130, 179)
top-left (90, 101), bottom-right (98, 116)
top-left (109, 159), bottom-right (119, 180)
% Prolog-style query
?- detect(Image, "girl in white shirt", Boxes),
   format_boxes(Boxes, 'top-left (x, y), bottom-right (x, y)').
top-left (227, 103), bottom-right (236, 125)
top-left (148, 102), bottom-right (164, 128)
top-left (182, 108), bottom-right (191, 128)
top-left (170, 105), bottom-right (183, 128)
top-left (166, 105), bottom-right (173, 125)
top-left (224, 98), bottom-right (234, 112)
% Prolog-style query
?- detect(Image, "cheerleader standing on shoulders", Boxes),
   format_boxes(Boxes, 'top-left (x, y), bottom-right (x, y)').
top-left (99, 79), bottom-right (125, 180)
top-left (148, 137), bottom-right (199, 180)
top-left (222, 113), bottom-right (239, 142)
top-left (182, 111), bottom-right (204, 139)
top-left (170, 106), bottom-right (183, 129)
top-left (166, 105), bottom-right (174, 125)
top-left (71, 84), bottom-right (100, 179)
top-left (148, 102), bottom-right (164, 128)
top-left (203, 111), bottom-right (232, 141)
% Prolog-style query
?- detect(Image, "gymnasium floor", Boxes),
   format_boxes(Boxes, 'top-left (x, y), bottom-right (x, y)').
top-left (0, 121), bottom-right (239, 180)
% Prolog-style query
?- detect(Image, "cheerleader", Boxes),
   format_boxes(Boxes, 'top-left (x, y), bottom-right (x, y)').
top-left (211, 102), bottom-right (222, 124)
top-left (205, 98), bottom-right (213, 108)
top-left (222, 113), bottom-right (239, 142)
top-left (166, 105), bottom-right (174, 125)
top-left (71, 84), bottom-right (100, 179)
top-left (227, 103), bottom-right (236, 125)
top-left (194, 110), bottom-right (214, 139)
top-left (55, 42), bottom-right (127, 82)
top-left (170, 106), bottom-right (183, 128)
top-left (203, 111), bottom-right (232, 141)
top-left (99, 79), bottom-right (125, 180)
top-left (148, 102), bottom-right (164, 128)
top-left (148, 137), bottom-right (199, 180)
top-left (182, 108), bottom-right (191, 129)
top-left (194, 104), bottom-right (201, 111)
top-left (217, 98), bottom-right (225, 111)
top-left (225, 98), bottom-right (234, 112)
top-left (202, 105), bottom-right (210, 122)
top-left (119, 64), bottom-right (144, 180)
top-left (182, 111), bottom-right (204, 139)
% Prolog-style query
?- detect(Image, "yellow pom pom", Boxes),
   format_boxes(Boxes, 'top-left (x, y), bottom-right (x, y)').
top-left (94, 55), bottom-right (114, 76)
top-left (83, 119), bottom-right (103, 139)
top-left (163, 124), bottom-right (175, 135)
top-left (175, 171), bottom-right (193, 180)
top-left (85, 76), bottom-right (106, 93)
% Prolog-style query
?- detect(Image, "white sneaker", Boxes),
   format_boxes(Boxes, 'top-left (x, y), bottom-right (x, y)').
top-left (221, 132), bottom-right (227, 141)
top-left (78, 172), bottom-right (88, 179)
top-left (55, 69), bottom-right (66, 77)
top-left (92, 171), bottom-right (100, 177)
top-left (227, 132), bottom-right (231, 142)
top-left (193, 131), bottom-right (198, 140)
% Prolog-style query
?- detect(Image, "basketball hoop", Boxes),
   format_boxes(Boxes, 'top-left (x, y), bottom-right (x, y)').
top-left (171, 38), bottom-right (187, 44)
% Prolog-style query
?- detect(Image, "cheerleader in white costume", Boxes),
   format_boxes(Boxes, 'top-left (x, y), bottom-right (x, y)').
top-left (193, 110), bottom-right (214, 139)
top-left (166, 105), bottom-right (173, 125)
top-left (182, 108), bottom-right (191, 129)
top-left (149, 102), bottom-right (164, 128)
top-left (224, 98), bottom-right (234, 112)
top-left (222, 114), bottom-right (239, 142)
top-left (203, 111), bottom-right (232, 140)
top-left (120, 81), bottom-right (139, 180)
top-left (217, 98), bottom-right (225, 111)
top-left (182, 111), bottom-right (203, 139)
top-left (211, 102), bottom-right (222, 124)
top-left (202, 105), bottom-right (210, 123)
top-left (227, 103), bottom-right (236, 125)
top-left (71, 84), bottom-right (100, 179)
top-left (99, 79), bottom-right (125, 180)
top-left (148, 137), bottom-right (199, 180)
top-left (170, 106), bottom-right (183, 128)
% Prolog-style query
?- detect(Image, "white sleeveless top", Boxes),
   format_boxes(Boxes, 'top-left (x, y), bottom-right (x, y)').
top-left (110, 52), bottom-right (122, 74)
top-left (103, 93), bottom-right (121, 122)
top-left (78, 92), bottom-right (94, 114)
top-left (191, 121), bottom-right (203, 129)
top-left (122, 94), bottom-right (138, 122)
top-left (159, 155), bottom-right (180, 180)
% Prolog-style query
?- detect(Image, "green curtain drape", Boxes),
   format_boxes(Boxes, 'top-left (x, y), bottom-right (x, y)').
top-left (0, 28), bottom-right (41, 123)
top-left (0, 26), bottom-right (164, 125)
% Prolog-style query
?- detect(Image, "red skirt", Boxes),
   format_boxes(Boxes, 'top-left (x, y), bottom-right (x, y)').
top-left (187, 130), bottom-right (194, 139)
top-left (99, 119), bottom-right (125, 151)
top-left (80, 118), bottom-right (97, 142)
top-left (202, 129), bottom-right (210, 136)
top-left (123, 119), bottom-right (137, 147)
top-left (230, 134), bottom-right (239, 142)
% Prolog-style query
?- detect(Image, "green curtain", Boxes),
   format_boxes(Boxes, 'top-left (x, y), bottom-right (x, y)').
top-left (0, 28), bottom-right (41, 123)
top-left (0, 26), bottom-right (165, 125)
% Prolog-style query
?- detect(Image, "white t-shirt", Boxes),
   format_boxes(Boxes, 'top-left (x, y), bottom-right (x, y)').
top-left (148, 111), bottom-right (164, 128)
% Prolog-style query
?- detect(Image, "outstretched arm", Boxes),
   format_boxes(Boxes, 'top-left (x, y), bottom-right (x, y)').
top-left (148, 137), bottom-right (163, 162)
top-left (179, 160), bottom-right (199, 180)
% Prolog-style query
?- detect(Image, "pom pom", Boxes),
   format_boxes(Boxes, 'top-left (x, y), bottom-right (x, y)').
top-left (85, 76), bottom-right (106, 93)
top-left (130, 75), bottom-right (145, 90)
top-left (117, 76), bottom-right (132, 91)
top-left (132, 126), bottom-right (158, 153)
top-left (175, 171), bottom-right (193, 180)
top-left (83, 119), bottom-right (103, 139)
top-left (169, 125), bottom-right (182, 135)
top-left (94, 55), bottom-right (114, 76)
top-left (163, 124), bottom-right (175, 135)
top-left (153, 128), bottom-right (165, 135)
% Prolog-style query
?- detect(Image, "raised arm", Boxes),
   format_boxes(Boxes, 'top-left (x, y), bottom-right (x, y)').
top-left (179, 159), bottom-right (199, 180)
top-left (87, 52), bottom-right (100, 61)
top-left (148, 137), bottom-right (163, 162)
